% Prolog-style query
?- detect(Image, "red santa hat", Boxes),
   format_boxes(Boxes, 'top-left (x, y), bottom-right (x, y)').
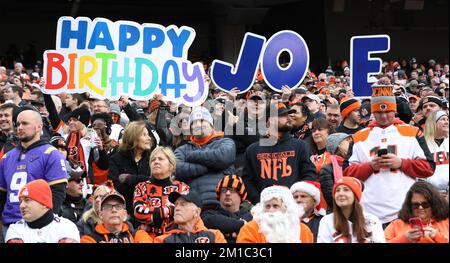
top-left (290, 181), bottom-right (321, 205)
top-left (290, 180), bottom-right (326, 216)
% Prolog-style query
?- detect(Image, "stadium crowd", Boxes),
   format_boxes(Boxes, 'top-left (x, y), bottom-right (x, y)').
top-left (0, 56), bottom-right (448, 243)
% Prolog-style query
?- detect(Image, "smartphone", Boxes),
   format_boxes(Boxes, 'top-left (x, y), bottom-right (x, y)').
top-left (377, 148), bottom-right (388, 157)
top-left (409, 217), bottom-right (424, 235)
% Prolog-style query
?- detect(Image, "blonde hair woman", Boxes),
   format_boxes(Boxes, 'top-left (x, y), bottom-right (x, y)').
top-left (423, 111), bottom-right (449, 194)
top-left (133, 146), bottom-right (189, 239)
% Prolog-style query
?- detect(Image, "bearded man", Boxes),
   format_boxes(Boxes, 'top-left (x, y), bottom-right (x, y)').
top-left (236, 185), bottom-right (314, 243)
top-left (242, 103), bottom-right (317, 204)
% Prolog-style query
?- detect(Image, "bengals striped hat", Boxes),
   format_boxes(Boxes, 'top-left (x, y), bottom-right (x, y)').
top-left (371, 85), bottom-right (396, 113)
top-left (216, 175), bottom-right (247, 201)
top-left (340, 98), bottom-right (361, 119)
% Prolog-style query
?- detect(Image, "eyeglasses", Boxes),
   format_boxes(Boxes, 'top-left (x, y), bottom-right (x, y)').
top-left (102, 203), bottom-right (125, 211)
top-left (220, 187), bottom-right (237, 194)
top-left (411, 201), bottom-right (431, 209)
top-left (69, 178), bottom-right (83, 184)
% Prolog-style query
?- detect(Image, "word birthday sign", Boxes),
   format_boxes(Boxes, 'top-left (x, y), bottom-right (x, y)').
top-left (43, 17), bottom-right (208, 106)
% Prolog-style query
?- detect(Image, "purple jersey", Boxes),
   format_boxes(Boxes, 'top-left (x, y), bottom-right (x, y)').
top-left (0, 144), bottom-right (68, 225)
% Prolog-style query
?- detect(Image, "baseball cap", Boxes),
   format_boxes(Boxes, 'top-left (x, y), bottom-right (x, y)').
top-left (301, 94), bottom-right (321, 104)
top-left (408, 95), bottom-right (420, 102)
top-left (265, 102), bottom-right (295, 120)
top-left (100, 192), bottom-right (126, 209)
top-left (169, 190), bottom-right (202, 208)
top-left (214, 97), bottom-right (226, 105)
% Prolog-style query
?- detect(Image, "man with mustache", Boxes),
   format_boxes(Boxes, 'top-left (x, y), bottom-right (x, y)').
top-left (243, 103), bottom-right (317, 204)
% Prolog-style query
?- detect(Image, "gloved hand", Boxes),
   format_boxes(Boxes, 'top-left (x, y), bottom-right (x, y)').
top-left (118, 173), bottom-right (133, 185)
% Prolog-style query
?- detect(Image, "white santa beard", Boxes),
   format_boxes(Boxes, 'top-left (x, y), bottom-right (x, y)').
top-left (253, 206), bottom-right (301, 243)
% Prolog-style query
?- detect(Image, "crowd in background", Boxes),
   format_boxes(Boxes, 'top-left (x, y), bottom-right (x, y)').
top-left (0, 55), bottom-right (448, 243)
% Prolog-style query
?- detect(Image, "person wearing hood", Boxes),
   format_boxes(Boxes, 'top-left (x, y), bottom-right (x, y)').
top-left (243, 103), bottom-right (317, 204)
top-left (344, 85), bottom-right (435, 229)
top-left (0, 109), bottom-right (68, 237)
top-left (174, 106), bottom-right (236, 209)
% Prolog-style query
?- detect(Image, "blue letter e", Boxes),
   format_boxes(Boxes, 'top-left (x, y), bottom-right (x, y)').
top-left (351, 35), bottom-right (390, 97)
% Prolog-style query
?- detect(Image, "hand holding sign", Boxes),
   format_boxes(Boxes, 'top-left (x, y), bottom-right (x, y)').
top-left (281, 85), bottom-right (291, 102)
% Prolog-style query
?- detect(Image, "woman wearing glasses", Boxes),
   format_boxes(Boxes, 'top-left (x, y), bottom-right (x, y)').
top-left (384, 181), bottom-right (449, 243)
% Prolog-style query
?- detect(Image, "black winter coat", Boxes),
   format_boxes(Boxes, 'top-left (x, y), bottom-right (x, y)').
top-left (201, 204), bottom-right (253, 243)
top-left (108, 149), bottom-right (150, 225)
top-left (319, 163), bottom-right (337, 214)
top-left (60, 195), bottom-right (92, 223)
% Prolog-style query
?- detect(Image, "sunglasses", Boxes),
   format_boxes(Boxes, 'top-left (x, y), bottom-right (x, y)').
top-left (220, 187), bottom-right (237, 193)
top-left (411, 201), bottom-right (431, 209)
top-left (69, 178), bottom-right (83, 184)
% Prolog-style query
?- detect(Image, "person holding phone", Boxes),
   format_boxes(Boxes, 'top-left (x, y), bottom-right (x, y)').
top-left (384, 181), bottom-right (449, 243)
top-left (344, 84), bottom-right (435, 229)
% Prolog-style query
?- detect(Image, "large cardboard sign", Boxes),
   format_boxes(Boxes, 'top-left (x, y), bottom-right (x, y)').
top-left (43, 17), bottom-right (208, 106)
top-left (210, 30), bottom-right (310, 93)
top-left (350, 35), bottom-right (390, 97)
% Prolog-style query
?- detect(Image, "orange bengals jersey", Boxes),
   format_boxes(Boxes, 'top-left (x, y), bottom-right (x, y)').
top-left (133, 177), bottom-right (189, 238)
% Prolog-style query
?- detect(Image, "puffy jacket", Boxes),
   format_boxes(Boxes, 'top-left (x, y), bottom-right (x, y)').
top-left (174, 135), bottom-right (236, 207)
top-left (80, 223), bottom-right (152, 243)
top-left (108, 149), bottom-right (150, 225)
